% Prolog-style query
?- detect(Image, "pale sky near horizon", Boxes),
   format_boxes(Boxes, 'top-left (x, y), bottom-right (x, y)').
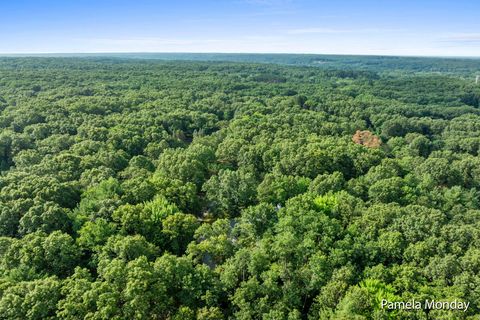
top-left (1, 0), bottom-right (480, 56)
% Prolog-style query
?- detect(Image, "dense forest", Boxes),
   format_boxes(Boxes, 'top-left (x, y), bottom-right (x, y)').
top-left (7, 53), bottom-right (480, 74)
top-left (0, 55), bottom-right (480, 319)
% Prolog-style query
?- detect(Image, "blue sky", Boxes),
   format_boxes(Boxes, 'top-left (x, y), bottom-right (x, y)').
top-left (1, 0), bottom-right (479, 56)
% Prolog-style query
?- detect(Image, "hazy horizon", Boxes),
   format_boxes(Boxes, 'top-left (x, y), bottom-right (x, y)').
top-left (1, 0), bottom-right (480, 57)
top-left (2, 52), bottom-right (480, 60)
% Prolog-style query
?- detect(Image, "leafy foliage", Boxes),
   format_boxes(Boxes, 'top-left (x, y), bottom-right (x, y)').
top-left (0, 56), bottom-right (480, 318)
